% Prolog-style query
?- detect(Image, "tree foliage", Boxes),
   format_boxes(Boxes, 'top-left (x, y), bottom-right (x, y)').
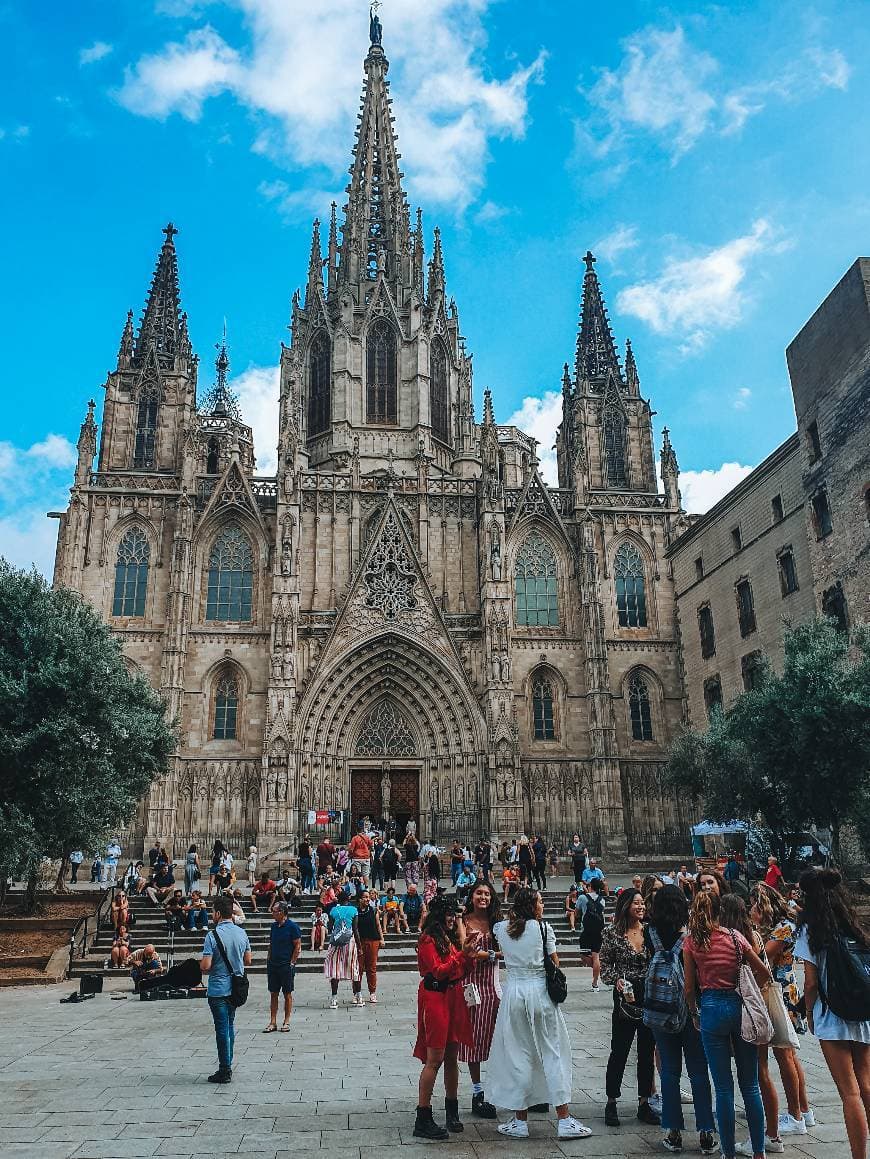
top-left (0, 562), bottom-right (176, 903)
top-left (666, 618), bottom-right (870, 868)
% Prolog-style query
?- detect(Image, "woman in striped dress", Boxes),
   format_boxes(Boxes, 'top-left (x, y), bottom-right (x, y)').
top-left (459, 882), bottom-right (502, 1119)
top-left (323, 897), bottom-right (363, 1008)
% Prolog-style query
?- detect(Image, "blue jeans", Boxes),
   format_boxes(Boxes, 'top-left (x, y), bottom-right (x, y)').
top-left (699, 990), bottom-right (765, 1158)
top-left (652, 1020), bottom-right (714, 1133)
top-left (208, 995), bottom-right (236, 1073)
top-left (186, 910), bottom-right (208, 930)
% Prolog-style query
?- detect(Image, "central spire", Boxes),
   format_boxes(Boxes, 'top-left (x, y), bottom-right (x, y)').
top-left (134, 222), bottom-right (183, 369)
top-left (338, 11), bottom-right (411, 288)
top-left (575, 250), bottom-right (622, 386)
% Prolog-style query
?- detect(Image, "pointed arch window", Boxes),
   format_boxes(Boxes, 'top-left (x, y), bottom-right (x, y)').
top-left (367, 319), bottom-right (398, 424)
top-left (206, 524), bottom-right (253, 622)
top-left (514, 532), bottom-right (559, 627)
top-left (133, 384), bottom-right (159, 468)
top-left (628, 672), bottom-right (653, 741)
top-left (615, 542), bottom-right (648, 628)
top-left (308, 330), bottom-right (331, 437)
top-left (112, 527), bottom-right (150, 617)
top-left (603, 406), bottom-right (627, 487)
top-left (213, 672), bottom-right (240, 740)
top-left (206, 437), bottom-right (220, 475)
top-left (430, 340), bottom-right (450, 445)
top-left (532, 674), bottom-right (557, 741)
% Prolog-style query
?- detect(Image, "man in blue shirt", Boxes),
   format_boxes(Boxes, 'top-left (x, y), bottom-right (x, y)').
top-left (265, 903), bottom-right (301, 1033)
top-left (201, 894), bottom-right (252, 1083)
top-left (582, 857), bottom-right (608, 895)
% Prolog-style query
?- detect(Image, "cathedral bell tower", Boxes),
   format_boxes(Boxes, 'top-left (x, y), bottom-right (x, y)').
top-left (99, 224), bottom-right (198, 476)
top-left (278, 19), bottom-right (477, 481)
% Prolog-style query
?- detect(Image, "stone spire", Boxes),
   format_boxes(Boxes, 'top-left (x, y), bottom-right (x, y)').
top-left (661, 426), bottom-right (682, 509)
top-left (75, 399), bottom-right (97, 485)
top-left (338, 18), bottom-right (411, 288)
top-left (624, 336), bottom-right (639, 395)
top-left (327, 202), bottom-right (338, 291)
top-left (133, 222), bottom-right (183, 369)
top-left (306, 218), bottom-right (323, 296)
top-left (575, 250), bottom-right (621, 386)
top-left (117, 309), bottom-right (134, 370)
top-left (427, 226), bottom-right (445, 301)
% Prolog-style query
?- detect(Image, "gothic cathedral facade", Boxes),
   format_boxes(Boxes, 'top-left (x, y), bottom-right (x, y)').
top-left (52, 31), bottom-right (693, 864)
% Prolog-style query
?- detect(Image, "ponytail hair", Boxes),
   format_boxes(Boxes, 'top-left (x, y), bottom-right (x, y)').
top-left (688, 889), bottom-right (720, 951)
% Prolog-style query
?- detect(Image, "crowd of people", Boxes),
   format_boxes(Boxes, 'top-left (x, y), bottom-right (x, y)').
top-left (86, 828), bottom-right (870, 1157)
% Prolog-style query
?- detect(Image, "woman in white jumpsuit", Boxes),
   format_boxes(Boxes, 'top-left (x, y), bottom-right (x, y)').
top-left (487, 888), bottom-right (592, 1140)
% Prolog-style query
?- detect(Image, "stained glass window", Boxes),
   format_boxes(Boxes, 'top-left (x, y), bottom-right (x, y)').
top-left (206, 525), bottom-right (253, 622)
top-left (213, 673), bottom-right (239, 740)
top-left (308, 330), bottom-right (331, 436)
top-left (628, 673), bottom-right (653, 741)
top-left (112, 527), bottom-right (150, 617)
top-left (615, 543), bottom-right (647, 628)
top-left (133, 385), bottom-right (159, 468)
top-left (514, 533), bottom-right (559, 627)
top-left (603, 406), bottom-right (627, 487)
top-left (532, 675), bottom-right (556, 741)
top-left (430, 340), bottom-right (450, 445)
top-left (366, 319), bottom-right (397, 424)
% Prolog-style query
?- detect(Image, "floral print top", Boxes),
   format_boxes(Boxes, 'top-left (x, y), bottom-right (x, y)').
top-left (767, 918), bottom-right (801, 1017)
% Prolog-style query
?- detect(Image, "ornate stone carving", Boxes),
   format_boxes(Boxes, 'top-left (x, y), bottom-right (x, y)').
top-left (355, 699), bottom-right (416, 757)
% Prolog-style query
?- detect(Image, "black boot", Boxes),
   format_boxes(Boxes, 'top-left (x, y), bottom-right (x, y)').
top-left (445, 1097), bottom-right (463, 1133)
top-left (207, 1068), bottom-right (232, 1084)
top-left (413, 1105), bottom-right (449, 1140)
top-left (471, 1091), bottom-right (497, 1119)
top-left (604, 1100), bottom-right (620, 1127)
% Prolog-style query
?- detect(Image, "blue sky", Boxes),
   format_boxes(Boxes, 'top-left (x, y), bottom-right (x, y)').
top-left (2, 0), bottom-right (868, 576)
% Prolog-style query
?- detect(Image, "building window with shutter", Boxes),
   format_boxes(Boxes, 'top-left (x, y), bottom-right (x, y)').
top-left (735, 578), bottom-right (756, 638)
top-left (698, 603), bottom-right (716, 658)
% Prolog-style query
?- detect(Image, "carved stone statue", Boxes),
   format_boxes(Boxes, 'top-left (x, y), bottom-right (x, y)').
top-left (380, 766), bottom-right (391, 814)
top-left (370, 6), bottom-right (383, 46)
top-left (283, 649), bottom-right (295, 681)
top-left (490, 535), bottom-right (502, 581)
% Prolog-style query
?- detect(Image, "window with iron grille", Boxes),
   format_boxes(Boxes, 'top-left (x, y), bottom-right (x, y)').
top-left (514, 533), bottom-right (559, 627)
top-left (735, 578), bottom-right (756, 637)
top-left (366, 319), bottom-right (397, 424)
top-left (698, 603), bottom-right (716, 658)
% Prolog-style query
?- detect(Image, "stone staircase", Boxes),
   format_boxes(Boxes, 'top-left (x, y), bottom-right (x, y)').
top-left (68, 888), bottom-right (616, 980)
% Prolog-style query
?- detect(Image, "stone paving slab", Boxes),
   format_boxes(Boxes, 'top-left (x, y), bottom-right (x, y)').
top-left (0, 971), bottom-right (851, 1158)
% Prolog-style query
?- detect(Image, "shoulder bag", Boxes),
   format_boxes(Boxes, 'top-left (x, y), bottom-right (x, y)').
top-left (539, 920), bottom-right (567, 1004)
top-left (729, 930), bottom-right (773, 1045)
top-left (212, 926), bottom-right (250, 1008)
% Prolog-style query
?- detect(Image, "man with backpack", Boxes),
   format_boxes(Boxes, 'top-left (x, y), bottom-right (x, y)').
top-left (580, 878), bottom-right (606, 992)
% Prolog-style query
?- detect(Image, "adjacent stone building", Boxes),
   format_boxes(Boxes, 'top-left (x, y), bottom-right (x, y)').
top-left (669, 258), bottom-right (870, 724)
top-left (51, 27), bottom-right (693, 862)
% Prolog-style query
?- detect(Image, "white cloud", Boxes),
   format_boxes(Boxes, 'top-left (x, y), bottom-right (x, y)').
top-left (79, 41), bottom-right (114, 65)
top-left (581, 24), bottom-right (850, 162)
top-left (593, 224), bottom-right (639, 267)
top-left (681, 462), bottom-right (755, 514)
top-left (584, 26), bottom-right (717, 159)
top-left (117, 1), bottom-right (545, 213)
top-left (234, 364), bottom-right (280, 475)
top-left (0, 125), bottom-right (30, 142)
top-left (505, 390), bottom-right (562, 486)
top-left (732, 387), bottom-right (752, 411)
top-left (0, 434), bottom-right (79, 579)
top-left (616, 220), bottom-right (785, 352)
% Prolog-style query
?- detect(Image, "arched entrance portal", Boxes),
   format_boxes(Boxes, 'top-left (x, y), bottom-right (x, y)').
top-left (296, 632), bottom-right (488, 842)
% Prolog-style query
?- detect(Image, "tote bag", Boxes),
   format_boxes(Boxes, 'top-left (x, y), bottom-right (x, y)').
top-left (765, 978), bottom-right (800, 1049)
top-left (729, 931), bottom-right (773, 1045)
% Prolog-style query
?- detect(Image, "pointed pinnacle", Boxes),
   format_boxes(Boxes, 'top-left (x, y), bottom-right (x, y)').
top-left (134, 223), bottom-right (183, 367)
top-left (308, 218), bottom-right (323, 285)
top-left (576, 249), bottom-right (621, 384)
top-left (482, 388), bottom-right (495, 426)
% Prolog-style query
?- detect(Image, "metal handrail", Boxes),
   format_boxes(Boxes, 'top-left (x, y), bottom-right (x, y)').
top-left (67, 884), bottom-right (116, 976)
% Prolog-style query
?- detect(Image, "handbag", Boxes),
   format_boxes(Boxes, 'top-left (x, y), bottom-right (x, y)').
top-left (212, 926), bottom-right (249, 1009)
top-left (765, 977), bottom-right (800, 1049)
top-left (539, 920), bottom-right (567, 1004)
top-left (463, 981), bottom-right (482, 1007)
top-left (729, 931), bottom-right (773, 1045)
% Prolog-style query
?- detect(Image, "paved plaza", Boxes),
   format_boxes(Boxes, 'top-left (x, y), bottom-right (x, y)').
top-left (0, 969), bottom-right (852, 1159)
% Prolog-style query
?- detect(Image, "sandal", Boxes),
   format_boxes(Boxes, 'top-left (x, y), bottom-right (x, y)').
top-left (262, 1025), bottom-right (278, 1033)
top-left (280, 1024), bottom-right (291, 1032)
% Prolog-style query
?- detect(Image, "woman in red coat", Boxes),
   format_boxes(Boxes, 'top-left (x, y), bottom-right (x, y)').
top-left (413, 895), bottom-right (482, 1140)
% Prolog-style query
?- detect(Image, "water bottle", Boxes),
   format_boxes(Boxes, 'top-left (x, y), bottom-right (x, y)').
top-left (622, 978), bottom-right (634, 1003)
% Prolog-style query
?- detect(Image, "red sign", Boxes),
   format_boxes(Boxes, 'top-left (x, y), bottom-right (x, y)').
top-left (315, 810), bottom-right (330, 825)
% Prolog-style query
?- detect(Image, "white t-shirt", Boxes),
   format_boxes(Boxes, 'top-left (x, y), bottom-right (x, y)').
top-left (794, 928), bottom-right (870, 1043)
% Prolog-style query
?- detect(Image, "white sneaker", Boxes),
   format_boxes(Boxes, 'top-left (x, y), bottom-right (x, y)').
top-left (648, 1094), bottom-right (663, 1115)
top-left (558, 1116), bottom-right (592, 1139)
top-left (329, 997), bottom-right (338, 1009)
top-left (802, 1109), bottom-right (815, 1128)
top-left (498, 1117), bottom-right (530, 1138)
top-left (353, 994), bottom-right (364, 1007)
top-left (369, 993), bottom-right (377, 1004)
top-left (591, 982), bottom-right (601, 992)
top-left (778, 1113), bottom-right (807, 1135)
top-left (737, 1139), bottom-right (784, 1155)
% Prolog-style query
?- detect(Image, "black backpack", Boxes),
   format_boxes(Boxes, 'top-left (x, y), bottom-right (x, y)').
top-left (820, 934), bottom-right (870, 1022)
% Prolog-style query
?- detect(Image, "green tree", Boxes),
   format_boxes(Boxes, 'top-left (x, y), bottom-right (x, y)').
top-left (667, 618), bottom-right (870, 870)
top-left (0, 562), bottom-right (176, 911)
